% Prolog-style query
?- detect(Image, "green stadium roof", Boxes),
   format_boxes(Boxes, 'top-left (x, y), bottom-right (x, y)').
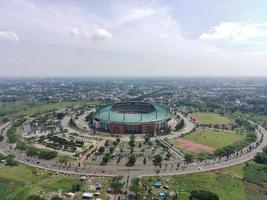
top-left (95, 102), bottom-right (171, 124)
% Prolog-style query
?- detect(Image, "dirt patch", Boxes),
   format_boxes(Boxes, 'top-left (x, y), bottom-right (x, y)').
top-left (172, 138), bottom-right (215, 153)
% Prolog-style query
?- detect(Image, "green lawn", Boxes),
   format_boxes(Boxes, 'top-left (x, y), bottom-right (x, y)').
top-left (184, 128), bottom-right (245, 149)
top-left (0, 164), bottom-right (80, 199)
top-left (142, 170), bottom-right (258, 200)
top-left (0, 164), bottom-right (113, 200)
top-left (193, 112), bottom-right (231, 124)
top-left (0, 100), bottom-right (97, 123)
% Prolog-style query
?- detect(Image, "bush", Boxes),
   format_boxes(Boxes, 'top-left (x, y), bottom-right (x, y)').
top-left (6, 154), bottom-right (17, 166)
top-left (7, 118), bottom-right (26, 143)
top-left (27, 194), bottom-right (46, 200)
top-left (244, 162), bottom-right (267, 185)
top-left (128, 154), bottom-right (136, 166)
top-left (254, 152), bottom-right (267, 164)
top-left (189, 190), bottom-right (219, 200)
top-left (184, 153), bottom-right (194, 163)
top-left (51, 196), bottom-right (63, 200)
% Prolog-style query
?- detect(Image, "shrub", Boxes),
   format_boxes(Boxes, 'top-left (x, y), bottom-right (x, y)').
top-left (189, 190), bottom-right (219, 200)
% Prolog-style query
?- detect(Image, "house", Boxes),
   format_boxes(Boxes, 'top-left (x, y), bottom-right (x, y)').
top-left (155, 181), bottom-right (162, 188)
top-left (95, 182), bottom-right (102, 190)
top-left (82, 192), bottom-right (93, 199)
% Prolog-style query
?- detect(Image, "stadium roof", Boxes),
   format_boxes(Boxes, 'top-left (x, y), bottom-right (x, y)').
top-left (95, 102), bottom-right (170, 124)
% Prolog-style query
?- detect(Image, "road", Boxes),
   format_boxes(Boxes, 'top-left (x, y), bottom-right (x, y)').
top-left (0, 121), bottom-right (266, 179)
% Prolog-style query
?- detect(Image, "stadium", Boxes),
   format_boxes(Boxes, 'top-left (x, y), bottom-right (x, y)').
top-left (93, 101), bottom-right (171, 135)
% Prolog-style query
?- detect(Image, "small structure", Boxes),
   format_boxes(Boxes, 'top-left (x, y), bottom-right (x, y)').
top-left (95, 182), bottom-right (102, 190)
top-left (80, 176), bottom-right (87, 181)
top-left (159, 192), bottom-right (167, 198)
top-left (155, 181), bottom-right (162, 188)
top-left (82, 192), bottom-right (93, 199)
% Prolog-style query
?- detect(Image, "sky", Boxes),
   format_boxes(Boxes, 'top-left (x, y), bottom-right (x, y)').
top-left (0, 0), bottom-right (267, 77)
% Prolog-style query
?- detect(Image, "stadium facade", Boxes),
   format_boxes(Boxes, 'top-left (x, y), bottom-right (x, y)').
top-left (93, 102), bottom-right (171, 135)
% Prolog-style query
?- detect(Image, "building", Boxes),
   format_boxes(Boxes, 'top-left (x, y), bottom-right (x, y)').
top-left (93, 101), bottom-right (171, 135)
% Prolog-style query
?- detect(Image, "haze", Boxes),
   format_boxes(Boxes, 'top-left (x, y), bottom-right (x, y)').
top-left (0, 0), bottom-right (267, 77)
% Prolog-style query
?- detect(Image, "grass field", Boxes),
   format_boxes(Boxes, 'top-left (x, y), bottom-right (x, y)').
top-left (142, 167), bottom-right (258, 200)
top-left (0, 100), bottom-right (97, 123)
top-left (193, 112), bottom-right (231, 124)
top-left (0, 164), bottom-right (79, 199)
top-left (184, 128), bottom-right (245, 149)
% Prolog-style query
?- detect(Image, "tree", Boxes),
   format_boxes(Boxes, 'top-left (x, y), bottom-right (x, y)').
top-left (102, 153), bottom-right (112, 164)
top-left (51, 196), bottom-right (63, 200)
top-left (98, 146), bottom-right (105, 154)
top-left (129, 135), bottom-right (135, 148)
top-left (128, 154), bottom-right (136, 166)
top-left (130, 178), bottom-right (142, 199)
top-left (175, 119), bottom-right (184, 131)
top-left (184, 153), bottom-right (194, 163)
top-left (189, 190), bottom-right (219, 200)
top-left (153, 154), bottom-right (162, 166)
top-left (116, 138), bottom-right (121, 144)
top-left (254, 152), bottom-right (267, 164)
top-left (69, 118), bottom-right (77, 128)
top-left (165, 152), bottom-right (172, 160)
top-left (110, 177), bottom-right (123, 194)
top-left (0, 135), bottom-right (4, 142)
top-left (27, 195), bottom-right (46, 200)
top-left (6, 154), bottom-right (17, 166)
top-left (144, 135), bottom-right (150, 144)
top-left (143, 157), bottom-right (147, 165)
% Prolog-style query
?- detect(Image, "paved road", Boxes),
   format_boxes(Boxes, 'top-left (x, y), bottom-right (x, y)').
top-left (0, 121), bottom-right (266, 178)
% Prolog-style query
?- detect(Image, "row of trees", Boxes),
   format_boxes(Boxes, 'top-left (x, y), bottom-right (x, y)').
top-left (7, 118), bottom-right (26, 143)
top-left (16, 142), bottom-right (58, 160)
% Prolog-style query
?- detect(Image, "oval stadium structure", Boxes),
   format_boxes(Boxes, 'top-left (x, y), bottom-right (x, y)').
top-left (93, 102), bottom-right (171, 135)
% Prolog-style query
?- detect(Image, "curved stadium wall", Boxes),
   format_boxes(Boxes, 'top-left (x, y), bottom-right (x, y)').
top-left (93, 102), bottom-right (171, 135)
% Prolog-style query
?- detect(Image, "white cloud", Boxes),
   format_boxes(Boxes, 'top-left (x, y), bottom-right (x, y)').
top-left (0, 30), bottom-right (19, 42)
top-left (159, 33), bottom-right (168, 39)
top-left (200, 22), bottom-right (267, 41)
top-left (69, 28), bottom-right (79, 36)
top-left (91, 28), bottom-right (112, 41)
top-left (118, 8), bottom-right (155, 25)
top-left (69, 28), bottom-right (112, 42)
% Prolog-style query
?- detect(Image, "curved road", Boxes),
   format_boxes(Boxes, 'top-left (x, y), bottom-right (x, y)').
top-left (0, 122), bottom-right (266, 178)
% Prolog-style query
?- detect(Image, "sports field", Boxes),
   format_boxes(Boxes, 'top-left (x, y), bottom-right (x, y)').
top-left (192, 112), bottom-right (231, 124)
top-left (184, 128), bottom-right (245, 149)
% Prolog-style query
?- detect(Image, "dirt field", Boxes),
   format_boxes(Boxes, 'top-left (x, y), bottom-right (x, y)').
top-left (172, 138), bottom-right (215, 153)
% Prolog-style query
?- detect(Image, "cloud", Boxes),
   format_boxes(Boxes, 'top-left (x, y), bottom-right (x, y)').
top-left (159, 33), bottom-right (168, 39)
top-left (69, 28), bottom-right (79, 36)
top-left (118, 8), bottom-right (155, 25)
top-left (200, 22), bottom-right (267, 41)
top-left (69, 28), bottom-right (112, 42)
top-left (91, 28), bottom-right (112, 41)
top-left (0, 30), bottom-right (19, 42)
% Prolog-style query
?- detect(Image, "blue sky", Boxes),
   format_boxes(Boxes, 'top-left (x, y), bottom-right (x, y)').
top-left (0, 0), bottom-right (267, 77)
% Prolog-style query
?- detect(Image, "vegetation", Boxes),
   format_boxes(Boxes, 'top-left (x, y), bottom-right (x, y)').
top-left (193, 112), bottom-right (231, 124)
top-left (28, 195), bottom-right (46, 200)
top-left (130, 178), bottom-right (142, 198)
top-left (184, 128), bottom-right (245, 149)
top-left (244, 162), bottom-right (267, 185)
top-left (0, 164), bottom-right (81, 200)
top-left (175, 119), bottom-right (184, 131)
top-left (5, 154), bottom-right (18, 166)
top-left (127, 154), bottom-right (136, 166)
top-left (153, 154), bottom-right (163, 166)
top-left (110, 177), bottom-right (123, 194)
top-left (189, 190), bottom-right (219, 200)
top-left (142, 169), bottom-right (259, 200)
top-left (16, 142), bottom-right (58, 160)
top-left (7, 118), bottom-right (26, 143)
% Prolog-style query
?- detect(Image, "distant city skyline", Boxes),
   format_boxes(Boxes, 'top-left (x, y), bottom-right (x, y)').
top-left (0, 0), bottom-right (267, 77)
